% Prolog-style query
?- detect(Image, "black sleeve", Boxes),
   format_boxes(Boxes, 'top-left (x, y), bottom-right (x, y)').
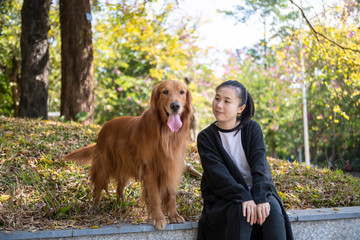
top-left (246, 121), bottom-right (274, 204)
top-left (197, 130), bottom-right (253, 203)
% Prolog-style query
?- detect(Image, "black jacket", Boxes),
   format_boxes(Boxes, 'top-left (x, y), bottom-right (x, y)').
top-left (197, 120), bottom-right (293, 240)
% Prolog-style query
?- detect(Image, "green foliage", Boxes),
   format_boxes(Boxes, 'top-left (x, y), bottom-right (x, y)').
top-left (91, 0), bottom-right (204, 123)
top-left (0, 0), bottom-right (218, 129)
top-left (75, 112), bottom-right (90, 122)
top-left (0, 0), bottom-right (21, 116)
top-left (48, 3), bottom-right (62, 113)
top-left (0, 74), bottom-right (13, 116)
top-left (221, 0), bottom-right (360, 169)
top-left (219, 0), bottom-right (300, 49)
top-left (271, 2), bottom-right (360, 167)
top-left (223, 46), bottom-right (303, 159)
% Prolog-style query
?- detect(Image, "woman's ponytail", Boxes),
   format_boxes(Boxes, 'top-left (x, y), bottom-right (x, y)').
top-left (238, 90), bottom-right (255, 130)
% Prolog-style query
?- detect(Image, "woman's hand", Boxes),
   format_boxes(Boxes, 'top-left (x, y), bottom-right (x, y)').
top-left (256, 202), bottom-right (270, 225)
top-left (242, 200), bottom-right (257, 225)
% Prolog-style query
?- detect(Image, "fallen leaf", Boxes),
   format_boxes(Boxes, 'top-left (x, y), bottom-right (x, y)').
top-left (0, 195), bottom-right (11, 202)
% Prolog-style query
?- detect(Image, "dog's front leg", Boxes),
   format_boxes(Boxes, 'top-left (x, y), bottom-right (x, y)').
top-left (143, 172), bottom-right (166, 230)
top-left (166, 188), bottom-right (185, 224)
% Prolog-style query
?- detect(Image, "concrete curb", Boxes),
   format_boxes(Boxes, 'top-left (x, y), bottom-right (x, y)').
top-left (1, 207), bottom-right (360, 240)
top-left (0, 222), bottom-right (198, 240)
top-left (287, 206), bottom-right (360, 221)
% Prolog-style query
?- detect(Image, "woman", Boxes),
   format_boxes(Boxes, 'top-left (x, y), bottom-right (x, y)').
top-left (197, 80), bottom-right (293, 240)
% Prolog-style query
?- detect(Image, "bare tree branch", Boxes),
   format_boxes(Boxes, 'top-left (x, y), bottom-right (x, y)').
top-left (289, 0), bottom-right (360, 53)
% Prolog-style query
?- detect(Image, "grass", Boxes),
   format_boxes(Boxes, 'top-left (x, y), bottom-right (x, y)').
top-left (0, 116), bottom-right (359, 232)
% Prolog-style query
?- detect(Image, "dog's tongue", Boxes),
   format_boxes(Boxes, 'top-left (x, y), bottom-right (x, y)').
top-left (167, 113), bottom-right (182, 132)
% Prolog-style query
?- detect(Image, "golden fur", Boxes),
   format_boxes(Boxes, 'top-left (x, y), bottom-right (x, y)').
top-left (64, 80), bottom-right (192, 230)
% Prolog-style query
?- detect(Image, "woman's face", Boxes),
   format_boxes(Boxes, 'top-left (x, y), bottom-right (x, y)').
top-left (212, 86), bottom-right (245, 129)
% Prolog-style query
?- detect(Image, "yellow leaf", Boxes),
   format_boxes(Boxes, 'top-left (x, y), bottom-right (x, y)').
top-left (90, 226), bottom-right (99, 229)
top-left (0, 195), bottom-right (11, 202)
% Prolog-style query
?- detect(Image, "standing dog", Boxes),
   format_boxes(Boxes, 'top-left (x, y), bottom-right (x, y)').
top-left (64, 80), bottom-right (192, 230)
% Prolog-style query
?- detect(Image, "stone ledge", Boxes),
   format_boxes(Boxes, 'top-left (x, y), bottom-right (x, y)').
top-left (0, 222), bottom-right (198, 240)
top-left (287, 206), bottom-right (360, 221)
top-left (1, 206), bottom-right (360, 240)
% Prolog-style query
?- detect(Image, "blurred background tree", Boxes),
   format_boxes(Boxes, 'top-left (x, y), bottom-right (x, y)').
top-left (59, 0), bottom-right (95, 124)
top-left (221, 0), bottom-right (360, 170)
top-left (19, 0), bottom-right (51, 120)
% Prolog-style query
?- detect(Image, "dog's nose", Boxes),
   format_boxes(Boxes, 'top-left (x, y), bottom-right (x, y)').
top-left (170, 102), bottom-right (180, 112)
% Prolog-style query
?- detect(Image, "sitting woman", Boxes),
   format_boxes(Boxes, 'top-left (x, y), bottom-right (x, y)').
top-left (197, 80), bottom-right (293, 240)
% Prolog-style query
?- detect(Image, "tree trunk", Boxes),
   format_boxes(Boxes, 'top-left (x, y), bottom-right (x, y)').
top-left (19, 0), bottom-right (51, 119)
top-left (59, 0), bottom-right (94, 124)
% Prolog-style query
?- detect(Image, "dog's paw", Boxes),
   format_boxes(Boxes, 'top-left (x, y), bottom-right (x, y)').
top-left (168, 213), bottom-right (185, 223)
top-left (153, 218), bottom-right (167, 230)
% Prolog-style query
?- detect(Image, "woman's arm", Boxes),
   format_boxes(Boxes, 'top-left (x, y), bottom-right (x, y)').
top-left (246, 121), bottom-right (274, 204)
top-left (245, 121), bottom-right (273, 224)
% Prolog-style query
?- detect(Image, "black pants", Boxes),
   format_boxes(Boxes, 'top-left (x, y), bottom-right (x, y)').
top-left (239, 195), bottom-right (287, 240)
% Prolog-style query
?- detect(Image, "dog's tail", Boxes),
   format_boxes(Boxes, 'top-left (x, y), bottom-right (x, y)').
top-left (63, 144), bottom-right (95, 165)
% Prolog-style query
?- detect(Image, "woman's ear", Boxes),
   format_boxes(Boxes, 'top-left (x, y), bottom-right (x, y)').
top-left (238, 104), bottom-right (246, 114)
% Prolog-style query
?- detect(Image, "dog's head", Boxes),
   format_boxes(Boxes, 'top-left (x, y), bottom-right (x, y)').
top-left (150, 80), bottom-right (192, 132)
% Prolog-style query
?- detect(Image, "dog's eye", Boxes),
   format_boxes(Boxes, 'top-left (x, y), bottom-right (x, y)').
top-left (180, 90), bottom-right (185, 95)
top-left (163, 90), bottom-right (169, 95)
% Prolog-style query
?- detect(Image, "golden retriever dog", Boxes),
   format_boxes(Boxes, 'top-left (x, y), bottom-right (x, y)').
top-left (64, 80), bottom-right (192, 230)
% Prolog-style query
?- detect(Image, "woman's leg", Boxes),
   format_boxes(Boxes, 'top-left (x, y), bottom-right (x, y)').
top-left (223, 204), bottom-right (253, 240)
top-left (238, 208), bottom-right (253, 240)
top-left (260, 195), bottom-right (286, 240)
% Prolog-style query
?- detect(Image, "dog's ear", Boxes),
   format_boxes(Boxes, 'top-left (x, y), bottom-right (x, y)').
top-left (184, 88), bottom-right (193, 116)
top-left (150, 83), bottom-right (159, 110)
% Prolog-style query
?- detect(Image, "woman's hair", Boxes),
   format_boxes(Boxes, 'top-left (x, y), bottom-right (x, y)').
top-left (216, 80), bottom-right (255, 130)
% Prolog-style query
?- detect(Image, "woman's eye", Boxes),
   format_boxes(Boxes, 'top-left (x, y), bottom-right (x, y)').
top-left (163, 90), bottom-right (169, 94)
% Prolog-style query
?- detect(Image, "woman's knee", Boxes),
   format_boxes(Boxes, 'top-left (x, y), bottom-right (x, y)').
top-left (260, 195), bottom-right (286, 239)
